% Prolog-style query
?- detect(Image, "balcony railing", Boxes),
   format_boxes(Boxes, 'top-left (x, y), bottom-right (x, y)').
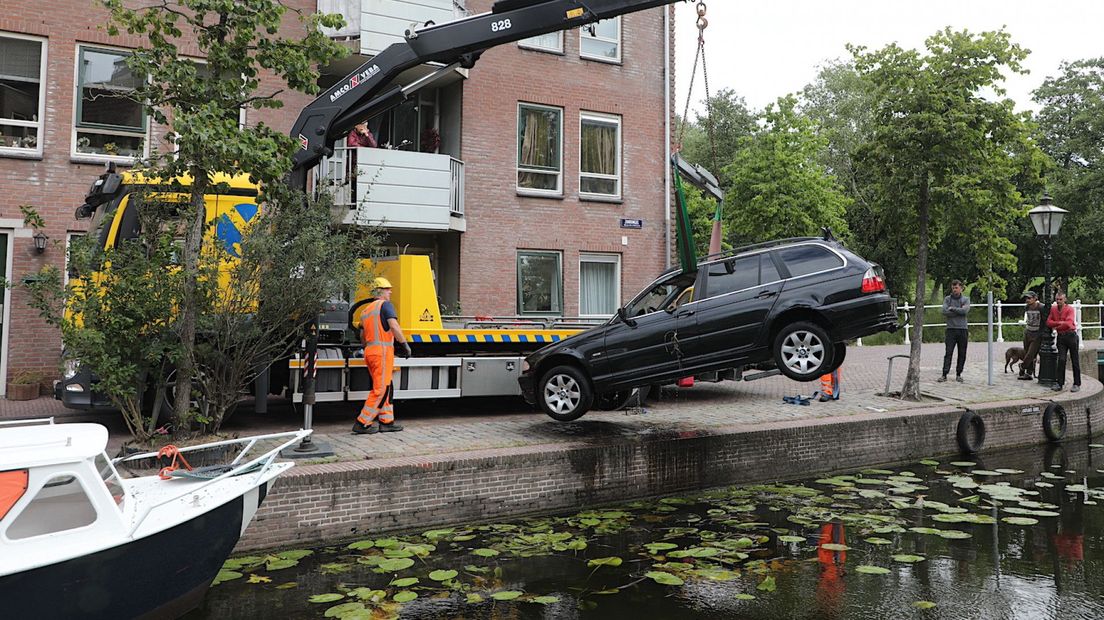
top-left (318, 144), bottom-right (464, 231)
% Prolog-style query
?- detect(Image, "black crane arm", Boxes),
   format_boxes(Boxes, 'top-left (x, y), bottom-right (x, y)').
top-left (288, 0), bottom-right (681, 187)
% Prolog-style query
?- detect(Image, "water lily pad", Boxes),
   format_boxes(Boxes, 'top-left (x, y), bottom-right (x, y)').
top-left (375, 558), bottom-right (415, 572)
top-left (644, 542), bottom-right (679, 554)
top-left (393, 591), bottom-right (417, 603)
top-left (277, 549), bottom-right (313, 561)
top-left (864, 537), bottom-right (893, 545)
top-left (950, 461), bottom-right (976, 467)
top-left (668, 547), bottom-right (721, 558)
top-left (757, 576), bottom-right (777, 592)
top-left (862, 469), bottom-right (895, 475)
top-left (695, 568), bottom-right (739, 581)
top-left (347, 540), bottom-right (375, 550)
top-left (937, 530), bottom-right (973, 540)
top-left (1003, 507), bottom-right (1059, 517)
top-left (530, 596), bottom-right (560, 604)
top-left (1041, 472), bottom-right (1065, 480)
top-left (265, 558), bottom-right (299, 571)
top-left (855, 565), bottom-right (891, 574)
top-left (971, 470), bottom-right (1003, 477)
top-left (492, 591), bottom-right (523, 601)
top-left (820, 543), bottom-right (850, 551)
top-left (422, 528), bottom-right (454, 540)
top-left (1035, 482), bottom-right (1054, 488)
top-left (646, 571), bottom-right (685, 586)
top-left (909, 527), bottom-right (942, 535)
top-left (1066, 484), bottom-right (1088, 492)
top-left (892, 554), bottom-right (926, 563)
top-left (777, 535), bottom-right (805, 543)
top-left (466, 593), bottom-right (484, 604)
top-left (390, 577), bottom-right (419, 587)
top-left (472, 548), bottom-right (499, 557)
top-left (323, 602), bottom-right (367, 618)
top-left (587, 556), bottom-right (623, 567)
top-left (309, 593), bottom-right (347, 603)
top-left (995, 469), bottom-right (1025, 474)
top-left (919, 460), bottom-right (941, 467)
top-left (276, 582), bottom-right (298, 590)
top-left (374, 538), bottom-right (401, 548)
top-left (1002, 516), bottom-right (1040, 526)
top-left (429, 569), bottom-right (458, 581)
top-left (383, 548), bottom-right (414, 558)
top-left (246, 574), bottom-right (271, 584)
top-left (734, 593), bottom-right (756, 600)
top-left (914, 601), bottom-right (938, 609)
top-left (212, 570), bottom-right (243, 585)
top-left (566, 539), bottom-right (588, 551)
top-left (1090, 444), bottom-right (1104, 448)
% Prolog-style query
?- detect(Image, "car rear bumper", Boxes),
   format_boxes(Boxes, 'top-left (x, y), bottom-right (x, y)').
top-left (826, 295), bottom-right (899, 341)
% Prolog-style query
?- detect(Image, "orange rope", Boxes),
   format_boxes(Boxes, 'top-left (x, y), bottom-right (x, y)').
top-left (157, 444), bottom-right (194, 480)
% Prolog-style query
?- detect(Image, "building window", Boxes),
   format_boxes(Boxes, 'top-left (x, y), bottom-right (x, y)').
top-left (580, 253), bottom-right (620, 316)
top-left (517, 103), bottom-right (562, 195)
top-left (518, 250), bottom-right (562, 315)
top-left (75, 46), bottom-right (146, 159)
top-left (580, 17), bottom-right (621, 62)
top-left (0, 33), bottom-right (46, 156)
top-left (580, 112), bottom-right (621, 198)
top-left (519, 31), bottom-right (563, 54)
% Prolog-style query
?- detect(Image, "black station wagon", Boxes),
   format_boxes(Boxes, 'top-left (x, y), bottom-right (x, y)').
top-left (519, 234), bottom-right (898, 421)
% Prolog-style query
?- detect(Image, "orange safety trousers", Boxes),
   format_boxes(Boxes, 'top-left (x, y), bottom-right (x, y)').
top-left (819, 368), bottom-right (841, 399)
top-left (357, 300), bottom-right (395, 425)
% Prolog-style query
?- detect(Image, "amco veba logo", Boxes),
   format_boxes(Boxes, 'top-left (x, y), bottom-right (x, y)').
top-left (215, 203), bottom-right (259, 258)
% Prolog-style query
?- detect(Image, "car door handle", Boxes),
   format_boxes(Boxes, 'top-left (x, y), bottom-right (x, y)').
top-left (675, 309), bottom-right (695, 317)
top-left (755, 290), bottom-right (777, 299)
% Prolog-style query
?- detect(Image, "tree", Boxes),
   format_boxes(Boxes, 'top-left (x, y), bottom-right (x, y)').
top-left (101, 0), bottom-right (348, 427)
top-left (851, 29), bottom-right (1047, 400)
top-left (722, 96), bottom-right (851, 245)
top-left (678, 88), bottom-right (757, 186)
top-left (1030, 58), bottom-right (1104, 293)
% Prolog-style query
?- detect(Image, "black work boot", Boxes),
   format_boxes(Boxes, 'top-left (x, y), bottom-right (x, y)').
top-left (379, 421), bottom-right (404, 432)
top-left (352, 421), bottom-right (379, 435)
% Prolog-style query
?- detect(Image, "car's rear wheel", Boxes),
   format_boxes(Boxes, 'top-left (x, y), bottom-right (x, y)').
top-left (773, 321), bottom-right (834, 381)
top-left (538, 365), bottom-right (594, 422)
top-left (827, 342), bottom-right (847, 374)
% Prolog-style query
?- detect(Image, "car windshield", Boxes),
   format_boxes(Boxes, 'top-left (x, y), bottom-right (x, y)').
top-left (623, 272), bottom-right (697, 317)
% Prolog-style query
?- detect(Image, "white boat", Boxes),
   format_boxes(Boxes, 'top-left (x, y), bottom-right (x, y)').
top-left (0, 419), bottom-right (308, 619)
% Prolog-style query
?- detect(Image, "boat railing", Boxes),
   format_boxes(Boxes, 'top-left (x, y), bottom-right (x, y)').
top-left (0, 417), bottom-right (55, 428)
top-left (115, 429), bottom-right (311, 538)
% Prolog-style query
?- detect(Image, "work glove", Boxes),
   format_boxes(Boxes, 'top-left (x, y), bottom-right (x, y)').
top-left (399, 341), bottom-right (412, 359)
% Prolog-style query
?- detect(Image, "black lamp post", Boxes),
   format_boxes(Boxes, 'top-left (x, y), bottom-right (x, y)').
top-left (1028, 193), bottom-right (1068, 387)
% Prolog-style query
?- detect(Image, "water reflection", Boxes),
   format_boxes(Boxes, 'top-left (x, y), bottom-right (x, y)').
top-left (190, 440), bottom-right (1104, 620)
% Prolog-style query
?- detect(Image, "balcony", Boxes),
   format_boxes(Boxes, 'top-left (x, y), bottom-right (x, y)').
top-left (318, 0), bottom-right (464, 55)
top-left (319, 145), bottom-right (465, 232)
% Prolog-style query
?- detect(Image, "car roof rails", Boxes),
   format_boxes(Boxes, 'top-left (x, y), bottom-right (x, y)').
top-left (697, 236), bottom-right (827, 264)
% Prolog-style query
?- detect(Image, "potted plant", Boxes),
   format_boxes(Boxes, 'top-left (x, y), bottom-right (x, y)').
top-left (7, 370), bottom-right (43, 401)
top-left (103, 142), bottom-right (119, 156)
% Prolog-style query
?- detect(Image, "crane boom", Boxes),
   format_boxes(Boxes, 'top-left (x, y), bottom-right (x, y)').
top-left (288, 0), bottom-right (681, 187)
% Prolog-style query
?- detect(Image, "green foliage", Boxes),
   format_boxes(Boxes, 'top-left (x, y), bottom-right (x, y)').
top-left (19, 205), bottom-right (45, 230)
top-left (723, 96), bottom-right (851, 245)
top-left (678, 88), bottom-right (757, 188)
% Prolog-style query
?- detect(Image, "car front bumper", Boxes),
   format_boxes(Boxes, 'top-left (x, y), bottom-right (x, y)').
top-left (54, 366), bottom-right (113, 411)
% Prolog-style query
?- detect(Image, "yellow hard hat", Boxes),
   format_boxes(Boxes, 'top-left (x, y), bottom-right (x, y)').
top-left (374, 276), bottom-right (393, 290)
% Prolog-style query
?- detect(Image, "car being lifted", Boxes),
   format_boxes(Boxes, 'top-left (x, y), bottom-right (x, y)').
top-left (519, 233), bottom-right (899, 421)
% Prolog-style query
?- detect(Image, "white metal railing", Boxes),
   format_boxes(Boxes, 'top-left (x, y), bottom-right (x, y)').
top-left (449, 156), bottom-right (464, 217)
top-left (858, 299), bottom-right (1102, 350)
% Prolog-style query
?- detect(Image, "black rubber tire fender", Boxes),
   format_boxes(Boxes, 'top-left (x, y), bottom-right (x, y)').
top-left (772, 321), bottom-right (835, 382)
top-left (537, 364), bottom-right (594, 422)
top-left (1043, 402), bottom-right (1067, 443)
top-left (956, 410), bottom-right (986, 454)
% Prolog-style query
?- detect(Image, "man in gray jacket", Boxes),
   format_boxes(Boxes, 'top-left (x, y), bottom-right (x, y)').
top-left (939, 280), bottom-right (970, 383)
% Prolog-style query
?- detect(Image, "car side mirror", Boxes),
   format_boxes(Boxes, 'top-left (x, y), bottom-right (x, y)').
top-left (617, 306), bottom-right (637, 328)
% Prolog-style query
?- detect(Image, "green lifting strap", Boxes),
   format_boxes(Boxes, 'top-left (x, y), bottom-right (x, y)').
top-left (671, 155), bottom-right (698, 273)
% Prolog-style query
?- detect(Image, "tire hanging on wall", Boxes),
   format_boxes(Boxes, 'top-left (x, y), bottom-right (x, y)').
top-left (1042, 402), bottom-right (1067, 443)
top-left (956, 410), bottom-right (985, 454)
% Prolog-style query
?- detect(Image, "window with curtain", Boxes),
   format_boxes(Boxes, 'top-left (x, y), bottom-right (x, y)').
top-left (518, 251), bottom-right (562, 315)
top-left (580, 17), bottom-right (620, 62)
top-left (580, 112), bottom-right (621, 198)
top-left (517, 103), bottom-right (562, 194)
top-left (0, 34), bottom-right (45, 154)
top-left (580, 253), bottom-right (620, 316)
top-left (75, 46), bottom-right (146, 158)
top-left (519, 31), bottom-right (563, 53)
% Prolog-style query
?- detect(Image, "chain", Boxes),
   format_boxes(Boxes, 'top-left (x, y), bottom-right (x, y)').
top-left (676, 2), bottom-right (713, 162)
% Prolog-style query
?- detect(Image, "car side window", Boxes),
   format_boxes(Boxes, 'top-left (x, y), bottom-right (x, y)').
top-left (705, 255), bottom-right (758, 298)
top-left (776, 244), bottom-right (843, 278)
top-left (625, 272), bottom-right (696, 317)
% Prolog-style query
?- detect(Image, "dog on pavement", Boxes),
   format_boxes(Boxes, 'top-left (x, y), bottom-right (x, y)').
top-left (1005, 346), bottom-right (1026, 374)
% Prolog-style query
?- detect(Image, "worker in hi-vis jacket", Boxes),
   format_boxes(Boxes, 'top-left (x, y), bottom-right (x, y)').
top-left (353, 277), bottom-right (412, 434)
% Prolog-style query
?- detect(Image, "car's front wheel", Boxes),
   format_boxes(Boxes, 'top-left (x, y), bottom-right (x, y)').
top-left (773, 321), bottom-right (834, 381)
top-left (538, 365), bottom-right (594, 421)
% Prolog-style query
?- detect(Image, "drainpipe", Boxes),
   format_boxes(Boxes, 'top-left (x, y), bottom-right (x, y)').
top-left (663, 6), bottom-right (672, 269)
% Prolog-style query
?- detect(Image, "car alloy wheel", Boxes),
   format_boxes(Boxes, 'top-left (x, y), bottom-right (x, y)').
top-left (781, 330), bottom-right (825, 373)
top-left (773, 321), bottom-right (834, 382)
top-left (538, 365), bottom-right (594, 422)
top-left (545, 374), bottom-right (581, 414)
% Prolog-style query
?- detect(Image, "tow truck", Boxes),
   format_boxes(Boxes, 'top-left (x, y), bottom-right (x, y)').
top-left (57, 0), bottom-right (686, 415)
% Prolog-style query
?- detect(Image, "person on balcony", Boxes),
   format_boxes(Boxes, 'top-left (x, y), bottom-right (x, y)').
top-left (346, 121), bottom-right (378, 201)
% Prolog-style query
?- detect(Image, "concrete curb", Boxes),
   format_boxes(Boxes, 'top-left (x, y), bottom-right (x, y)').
top-left (236, 379), bottom-right (1104, 552)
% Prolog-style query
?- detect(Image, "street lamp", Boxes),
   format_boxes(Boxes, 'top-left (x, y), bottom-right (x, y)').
top-left (32, 231), bottom-right (48, 254)
top-left (1028, 193), bottom-right (1069, 387)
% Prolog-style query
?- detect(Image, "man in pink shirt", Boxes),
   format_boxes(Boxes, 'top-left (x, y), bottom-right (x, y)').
top-left (1046, 292), bottom-right (1081, 392)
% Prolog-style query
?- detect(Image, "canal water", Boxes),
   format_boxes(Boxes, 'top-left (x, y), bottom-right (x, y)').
top-left (189, 440), bottom-right (1104, 620)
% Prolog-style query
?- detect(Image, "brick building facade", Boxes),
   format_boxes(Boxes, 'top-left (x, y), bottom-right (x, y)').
top-left (0, 0), bottom-right (676, 397)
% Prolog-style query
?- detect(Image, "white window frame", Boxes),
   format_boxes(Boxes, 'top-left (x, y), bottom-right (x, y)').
top-left (517, 250), bottom-right (563, 316)
top-left (518, 31), bottom-right (564, 54)
top-left (72, 44), bottom-right (149, 163)
top-left (0, 32), bottom-right (47, 159)
top-left (579, 111), bottom-right (622, 200)
top-left (580, 16), bottom-right (621, 63)
top-left (516, 102), bottom-right (563, 197)
top-left (579, 252), bottom-right (621, 318)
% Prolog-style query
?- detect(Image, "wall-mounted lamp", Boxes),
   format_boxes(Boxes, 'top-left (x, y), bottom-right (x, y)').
top-left (32, 231), bottom-right (48, 254)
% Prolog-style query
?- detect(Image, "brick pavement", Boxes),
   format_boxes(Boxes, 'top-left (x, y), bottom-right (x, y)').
top-left (4, 341), bottom-right (1100, 461)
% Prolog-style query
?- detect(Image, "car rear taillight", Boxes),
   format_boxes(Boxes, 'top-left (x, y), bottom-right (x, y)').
top-left (861, 266), bottom-right (886, 293)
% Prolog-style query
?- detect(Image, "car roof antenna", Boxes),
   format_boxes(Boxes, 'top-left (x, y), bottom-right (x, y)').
top-left (821, 227), bottom-right (835, 241)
